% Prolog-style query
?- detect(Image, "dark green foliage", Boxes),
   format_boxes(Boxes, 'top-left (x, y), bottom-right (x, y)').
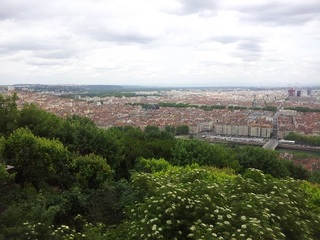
top-left (261, 105), bottom-right (277, 112)
top-left (144, 125), bottom-right (162, 139)
top-left (134, 157), bottom-right (171, 173)
top-left (282, 160), bottom-right (310, 180)
top-left (18, 103), bottom-right (63, 139)
top-left (131, 101), bottom-right (227, 111)
top-left (4, 128), bottom-right (72, 190)
top-left (111, 126), bottom-right (175, 178)
top-left (248, 106), bottom-right (277, 112)
top-left (286, 132), bottom-right (320, 147)
top-left (0, 188), bottom-right (62, 240)
top-left (175, 125), bottom-right (189, 135)
top-left (144, 125), bottom-right (186, 138)
top-left (199, 105), bottom-right (226, 110)
top-left (132, 101), bottom-right (227, 111)
top-left (0, 136), bottom-right (5, 162)
top-left (0, 162), bottom-right (17, 216)
top-left (164, 125), bottom-right (176, 136)
top-left (309, 170), bottom-right (320, 184)
top-left (1, 94), bottom-right (320, 239)
top-left (58, 187), bottom-right (89, 226)
top-left (158, 102), bottom-right (198, 108)
top-left (235, 146), bottom-right (290, 178)
top-left (72, 154), bottom-right (112, 190)
top-left (228, 105), bottom-right (248, 110)
top-left (16, 104), bottom-right (125, 171)
top-left (0, 93), bottom-right (19, 136)
top-left (171, 139), bottom-right (240, 170)
top-left (0, 162), bottom-right (12, 183)
top-left (284, 106), bottom-right (320, 113)
top-left (87, 180), bottom-right (137, 226)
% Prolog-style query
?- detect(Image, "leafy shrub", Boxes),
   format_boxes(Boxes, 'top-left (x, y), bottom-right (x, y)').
top-left (114, 167), bottom-right (320, 239)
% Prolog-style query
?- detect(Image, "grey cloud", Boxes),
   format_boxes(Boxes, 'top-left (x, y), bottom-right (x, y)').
top-left (211, 36), bottom-right (262, 46)
top-left (26, 60), bottom-right (66, 66)
top-left (232, 52), bottom-right (261, 62)
top-left (200, 61), bottom-right (236, 67)
top-left (0, 0), bottom-right (26, 19)
top-left (0, 0), bottom-right (53, 20)
top-left (232, 39), bottom-right (263, 62)
top-left (237, 40), bottom-right (262, 52)
top-left (87, 27), bottom-right (157, 44)
top-left (203, 35), bottom-right (264, 62)
top-left (211, 36), bottom-right (244, 44)
top-left (239, 2), bottom-right (320, 25)
top-left (34, 50), bottom-right (76, 60)
top-left (105, 32), bottom-right (156, 44)
top-left (0, 40), bottom-right (52, 54)
top-left (175, 0), bottom-right (217, 15)
top-left (0, 38), bottom-right (77, 62)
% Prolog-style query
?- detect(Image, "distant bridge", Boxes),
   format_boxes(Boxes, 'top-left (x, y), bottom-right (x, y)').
top-left (262, 139), bottom-right (279, 150)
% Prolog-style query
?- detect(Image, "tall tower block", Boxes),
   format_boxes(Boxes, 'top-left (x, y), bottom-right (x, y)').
top-left (296, 90), bottom-right (301, 97)
top-left (307, 88), bottom-right (312, 96)
top-left (288, 88), bottom-right (295, 97)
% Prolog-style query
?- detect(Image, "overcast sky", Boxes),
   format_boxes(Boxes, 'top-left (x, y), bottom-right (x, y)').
top-left (0, 0), bottom-right (319, 87)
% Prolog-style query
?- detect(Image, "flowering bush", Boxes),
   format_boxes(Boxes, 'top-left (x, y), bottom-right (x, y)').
top-left (19, 220), bottom-right (106, 240)
top-left (120, 167), bottom-right (319, 239)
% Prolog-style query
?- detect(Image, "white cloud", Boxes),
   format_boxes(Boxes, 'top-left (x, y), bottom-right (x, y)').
top-left (0, 0), bottom-right (319, 87)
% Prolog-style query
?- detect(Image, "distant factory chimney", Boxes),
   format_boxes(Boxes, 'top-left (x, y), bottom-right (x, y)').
top-left (288, 88), bottom-right (295, 97)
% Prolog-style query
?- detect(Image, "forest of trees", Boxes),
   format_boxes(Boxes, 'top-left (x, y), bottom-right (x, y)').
top-left (0, 93), bottom-right (320, 239)
top-left (285, 132), bottom-right (320, 147)
top-left (129, 102), bottom-right (278, 112)
top-left (284, 106), bottom-right (320, 113)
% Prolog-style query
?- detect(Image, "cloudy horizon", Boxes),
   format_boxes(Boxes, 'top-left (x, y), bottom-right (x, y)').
top-left (0, 0), bottom-right (319, 87)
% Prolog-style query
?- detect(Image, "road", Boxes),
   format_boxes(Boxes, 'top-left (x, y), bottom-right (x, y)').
top-left (262, 139), bottom-right (279, 150)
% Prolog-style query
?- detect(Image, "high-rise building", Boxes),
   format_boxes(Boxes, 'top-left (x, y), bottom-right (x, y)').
top-left (288, 88), bottom-right (295, 97)
top-left (307, 88), bottom-right (312, 96)
top-left (296, 90), bottom-right (301, 97)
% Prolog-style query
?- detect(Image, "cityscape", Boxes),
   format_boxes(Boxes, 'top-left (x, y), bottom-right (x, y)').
top-left (2, 85), bottom-right (319, 139)
top-left (1, 0), bottom-right (320, 238)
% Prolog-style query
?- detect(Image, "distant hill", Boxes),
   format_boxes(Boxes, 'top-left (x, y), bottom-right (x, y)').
top-left (12, 84), bottom-right (125, 93)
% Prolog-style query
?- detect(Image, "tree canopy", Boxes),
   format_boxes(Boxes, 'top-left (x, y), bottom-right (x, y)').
top-left (0, 93), bottom-right (320, 239)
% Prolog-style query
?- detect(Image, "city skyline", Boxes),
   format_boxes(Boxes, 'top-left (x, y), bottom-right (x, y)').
top-left (0, 0), bottom-right (319, 87)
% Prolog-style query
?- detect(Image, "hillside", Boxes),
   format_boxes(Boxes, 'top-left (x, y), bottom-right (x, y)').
top-left (0, 93), bottom-right (320, 239)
